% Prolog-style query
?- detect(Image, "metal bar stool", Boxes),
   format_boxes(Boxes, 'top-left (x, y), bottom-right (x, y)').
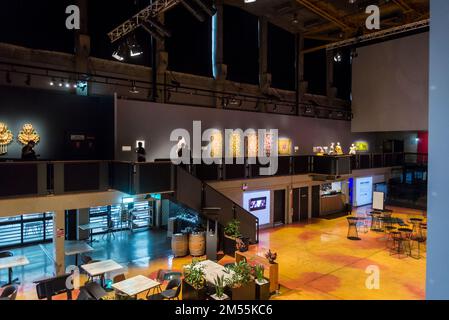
top-left (370, 212), bottom-right (384, 232)
top-left (347, 217), bottom-right (361, 241)
top-left (410, 223), bottom-right (427, 260)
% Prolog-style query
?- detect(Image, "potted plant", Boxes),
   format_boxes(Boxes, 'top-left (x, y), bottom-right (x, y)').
top-left (265, 250), bottom-right (278, 264)
top-left (182, 260), bottom-right (207, 300)
top-left (253, 264), bottom-right (270, 301)
top-left (211, 275), bottom-right (229, 301)
top-left (223, 219), bottom-right (242, 256)
top-left (224, 261), bottom-right (256, 300)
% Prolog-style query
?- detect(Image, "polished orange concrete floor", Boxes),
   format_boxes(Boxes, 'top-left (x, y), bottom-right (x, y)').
top-left (12, 206), bottom-right (426, 300)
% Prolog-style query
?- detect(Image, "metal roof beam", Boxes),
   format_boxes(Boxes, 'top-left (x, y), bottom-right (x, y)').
top-left (295, 0), bottom-right (352, 32)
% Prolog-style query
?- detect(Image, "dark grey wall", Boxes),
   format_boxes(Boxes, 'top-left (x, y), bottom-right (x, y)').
top-left (115, 99), bottom-right (376, 161)
top-left (0, 86), bottom-right (114, 160)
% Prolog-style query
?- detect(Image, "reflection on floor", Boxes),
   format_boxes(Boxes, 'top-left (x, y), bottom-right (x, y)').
top-left (5, 206), bottom-right (426, 300)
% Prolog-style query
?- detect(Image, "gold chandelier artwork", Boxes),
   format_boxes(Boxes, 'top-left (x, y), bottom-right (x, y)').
top-left (18, 124), bottom-right (40, 145)
top-left (0, 122), bottom-right (14, 155)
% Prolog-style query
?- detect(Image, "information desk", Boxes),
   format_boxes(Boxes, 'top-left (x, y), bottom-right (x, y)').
top-left (320, 193), bottom-right (346, 216)
top-left (235, 251), bottom-right (279, 294)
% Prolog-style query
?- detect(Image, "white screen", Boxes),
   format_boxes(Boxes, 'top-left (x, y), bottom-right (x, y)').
top-left (355, 177), bottom-right (373, 207)
top-left (352, 32), bottom-right (429, 132)
top-left (243, 190), bottom-right (271, 226)
top-left (373, 191), bottom-right (385, 211)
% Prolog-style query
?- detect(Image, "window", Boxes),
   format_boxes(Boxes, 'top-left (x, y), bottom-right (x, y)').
top-left (0, 213), bottom-right (53, 249)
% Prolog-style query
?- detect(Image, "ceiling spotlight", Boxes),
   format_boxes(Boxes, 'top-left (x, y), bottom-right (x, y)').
top-left (349, 0), bottom-right (357, 4)
top-left (112, 43), bottom-right (127, 61)
top-left (25, 74), bottom-right (31, 86)
top-left (245, 0), bottom-right (257, 3)
top-left (334, 52), bottom-right (343, 63)
top-left (292, 13), bottom-right (299, 24)
top-left (49, 78), bottom-right (55, 86)
top-left (128, 36), bottom-right (143, 57)
top-left (58, 79), bottom-right (63, 87)
top-left (73, 83), bottom-right (78, 88)
top-left (129, 81), bottom-right (140, 94)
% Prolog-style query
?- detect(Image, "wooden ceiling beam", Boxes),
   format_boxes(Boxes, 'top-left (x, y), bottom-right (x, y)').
top-left (295, 0), bottom-right (352, 31)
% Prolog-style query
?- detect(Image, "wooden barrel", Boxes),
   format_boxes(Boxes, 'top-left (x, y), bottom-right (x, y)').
top-left (189, 232), bottom-right (206, 257)
top-left (172, 233), bottom-right (188, 257)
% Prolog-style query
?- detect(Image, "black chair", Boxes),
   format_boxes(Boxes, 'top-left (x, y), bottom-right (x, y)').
top-left (147, 278), bottom-right (181, 300)
top-left (82, 282), bottom-right (108, 300)
top-left (0, 285), bottom-right (18, 300)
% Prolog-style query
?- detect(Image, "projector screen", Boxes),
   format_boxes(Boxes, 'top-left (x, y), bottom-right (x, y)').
top-left (352, 32), bottom-right (429, 132)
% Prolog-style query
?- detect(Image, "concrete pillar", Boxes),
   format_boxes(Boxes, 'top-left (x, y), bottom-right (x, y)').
top-left (296, 32), bottom-right (308, 100)
top-left (53, 210), bottom-right (66, 276)
top-left (427, 0), bottom-right (449, 300)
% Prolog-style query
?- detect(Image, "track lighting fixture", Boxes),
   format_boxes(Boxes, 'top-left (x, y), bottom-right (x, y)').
top-left (112, 43), bottom-right (127, 61)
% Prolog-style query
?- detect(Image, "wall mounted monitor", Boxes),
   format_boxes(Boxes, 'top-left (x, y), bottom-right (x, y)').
top-left (243, 190), bottom-right (271, 225)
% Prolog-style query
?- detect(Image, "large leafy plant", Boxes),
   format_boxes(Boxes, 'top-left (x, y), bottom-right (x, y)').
top-left (184, 260), bottom-right (206, 290)
top-left (224, 219), bottom-right (242, 238)
top-left (224, 260), bottom-right (253, 289)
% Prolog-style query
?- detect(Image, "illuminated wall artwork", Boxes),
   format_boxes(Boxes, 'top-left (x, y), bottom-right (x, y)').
top-left (230, 133), bottom-right (242, 158)
top-left (247, 133), bottom-right (258, 158)
top-left (210, 131), bottom-right (223, 159)
top-left (264, 133), bottom-right (274, 157)
top-left (18, 124), bottom-right (40, 145)
top-left (278, 138), bottom-right (292, 155)
top-left (355, 141), bottom-right (369, 152)
top-left (0, 122), bottom-right (14, 155)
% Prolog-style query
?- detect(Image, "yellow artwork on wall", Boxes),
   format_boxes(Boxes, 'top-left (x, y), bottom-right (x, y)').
top-left (18, 124), bottom-right (40, 145)
top-left (210, 131), bottom-right (223, 159)
top-left (0, 122), bottom-right (14, 155)
top-left (230, 133), bottom-right (242, 158)
top-left (355, 141), bottom-right (369, 152)
top-left (247, 133), bottom-right (258, 158)
top-left (264, 133), bottom-right (274, 157)
top-left (278, 138), bottom-right (292, 155)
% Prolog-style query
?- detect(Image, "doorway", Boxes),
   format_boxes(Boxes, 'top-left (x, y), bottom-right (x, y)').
top-left (312, 185), bottom-right (321, 218)
top-left (274, 190), bottom-right (286, 225)
top-left (300, 187), bottom-right (309, 221)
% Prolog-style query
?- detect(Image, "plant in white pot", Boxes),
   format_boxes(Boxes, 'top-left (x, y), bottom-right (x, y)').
top-left (211, 275), bottom-right (229, 301)
top-left (253, 264), bottom-right (270, 300)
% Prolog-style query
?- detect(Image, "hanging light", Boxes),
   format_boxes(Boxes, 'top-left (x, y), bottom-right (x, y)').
top-left (128, 36), bottom-right (143, 57)
top-left (129, 81), bottom-right (140, 94)
top-left (334, 52), bottom-right (343, 63)
top-left (112, 43), bottom-right (127, 61)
